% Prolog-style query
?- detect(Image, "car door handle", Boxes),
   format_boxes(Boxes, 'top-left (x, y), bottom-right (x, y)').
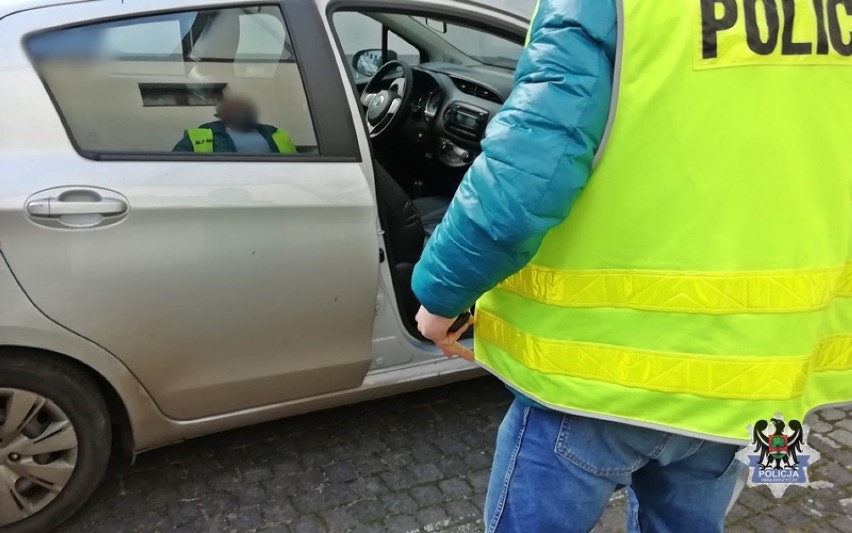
top-left (27, 192), bottom-right (128, 218)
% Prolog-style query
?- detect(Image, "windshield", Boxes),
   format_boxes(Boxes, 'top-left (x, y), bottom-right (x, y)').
top-left (412, 17), bottom-right (524, 70)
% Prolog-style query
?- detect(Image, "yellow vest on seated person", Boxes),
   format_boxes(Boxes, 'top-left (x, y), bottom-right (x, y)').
top-left (185, 128), bottom-right (297, 154)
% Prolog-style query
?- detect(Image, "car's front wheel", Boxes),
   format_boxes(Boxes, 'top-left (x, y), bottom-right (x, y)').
top-left (0, 352), bottom-right (111, 533)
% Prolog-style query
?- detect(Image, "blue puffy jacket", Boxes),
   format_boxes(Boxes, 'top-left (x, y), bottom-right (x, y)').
top-left (412, 0), bottom-right (618, 318)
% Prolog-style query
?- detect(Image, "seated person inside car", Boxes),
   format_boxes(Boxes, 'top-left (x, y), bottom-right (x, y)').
top-left (173, 95), bottom-right (297, 154)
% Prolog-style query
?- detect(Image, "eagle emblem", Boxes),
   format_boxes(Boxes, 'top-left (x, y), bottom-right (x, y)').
top-left (735, 413), bottom-right (820, 498)
top-left (752, 417), bottom-right (803, 470)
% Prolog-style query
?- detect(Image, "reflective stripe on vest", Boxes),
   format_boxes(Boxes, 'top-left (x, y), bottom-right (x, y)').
top-left (498, 262), bottom-right (852, 314)
top-left (475, 0), bottom-right (852, 442)
top-left (187, 128), bottom-right (214, 153)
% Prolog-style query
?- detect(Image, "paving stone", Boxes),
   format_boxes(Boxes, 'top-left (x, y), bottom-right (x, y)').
top-left (350, 498), bottom-right (386, 524)
top-left (829, 515), bottom-right (852, 532)
top-left (319, 507), bottom-right (359, 531)
top-left (291, 491), bottom-right (330, 514)
top-left (821, 409), bottom-right (848, 421)
top-left (351, 454), bottom-right (388, 477)
top-left (745, 514), bottom-right (787, 533)
top-left (380, 467), bottom-right (418, 490)
top-left (828, 429), bottom-right (852, 447)
top-left (200, 493), bottom-right (241, 518)
top-left (445, 500), bottom-right (480, 521)
top-left (416, 504), bottom-right (450, 529)
top-left (411, 484), bottom-right (444, 506)
top-left (819, 462), bottom-right (852, 486)
top-left (271, 457), bottom-right (303, 477)
top-left (806, 418), bottom-right (834, 434)
top-left (258, 526), bottom-right (291, 533)
top-left (236, 483), bottom-right (268, 508)
top-left (261, 478), bottom-right (297, 500)
top-left (837, 418), bottom-right (852, 433)
top-left (383, 451), bottom-right (416, 469)
top-left (767, 501), bottom-right (824, 530)
top-left (384, 514), bottom-right (420, 532)
top-left (324, 462), bottom-right (359, 484)
top-left (163, 501), bottom-right (206, 527)
top-left (725, 501), bottom-right (751, 523)
top-left (290, 515), bottom-right (326, 533)
top-left (725, 524), bottom-right (756, 533)
top-left (461, 450), bottom-right (492, 470)
top-left (409, 441), bottom-right (445, 462)
top-left (410, 463), bottom-right (444, 484)
top-left (590, 496), bottom-right (628, 533)
top-left (431, 436), bottom-right (469, 456)
top-left (348, 476), bottom-right (387, 498)
top-left (227, 507), bottom-right (264, 532)
top-left (829, 449), bottom-right (852, 470)
top-left (380, 491), bottom-right (418, 515)
top-left (468, 470), bottom-right (491, 494)
top-left (244, 466), bottom-right (276, 484)
top-left (261, 500), bottom-right (298, 525)
top-left (320, 483), bottom-right (359, 508)
top-left (438, 478), bottom-right (473, 500)
top-left (436, 456), bottom-right (469, 478)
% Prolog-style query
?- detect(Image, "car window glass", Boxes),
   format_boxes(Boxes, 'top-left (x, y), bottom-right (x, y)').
top-left (28, 6), bottom-right (317, 156)
top-left (102, 19), bottom-right (182, 57)
top-left (333, 12), bottom-right (421, 82)
top-left (237, 13), bottom-right (291, 61)
top-left (411, 17), bottom-right (522, 70)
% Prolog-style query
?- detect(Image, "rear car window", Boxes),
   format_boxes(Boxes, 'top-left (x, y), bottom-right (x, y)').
top-left (27, 6), bottom-right (318, 157)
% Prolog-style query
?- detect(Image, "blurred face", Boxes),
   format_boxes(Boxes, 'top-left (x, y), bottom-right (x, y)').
top-left (218, 98), bottom-right (259, 130)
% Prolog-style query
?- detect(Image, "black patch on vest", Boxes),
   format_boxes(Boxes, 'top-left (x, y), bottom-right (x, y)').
top-left (700, 0), bottom-right (852, 59)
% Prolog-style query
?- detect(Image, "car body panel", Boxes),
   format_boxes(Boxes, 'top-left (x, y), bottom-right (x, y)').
top-left (0, 0), bottom-right (97, 20)
top-left (0, 0), bottom-right (379, 420)
top-left (0, 252), bottom-right (171, 452)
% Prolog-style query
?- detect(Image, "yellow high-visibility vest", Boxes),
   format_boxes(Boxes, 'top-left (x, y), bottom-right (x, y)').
top-left (185, 127), bottom-right (297, 154)
top-left (477, 0), bottom-right (852, 443)
top-left (186, 128), bottom-right (214, 153)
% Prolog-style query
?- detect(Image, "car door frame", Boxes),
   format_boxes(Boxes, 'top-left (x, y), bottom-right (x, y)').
top-left (319, 0), bottom-right (529, 365)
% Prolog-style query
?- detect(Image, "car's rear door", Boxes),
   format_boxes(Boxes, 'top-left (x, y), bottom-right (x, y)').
top-left (0, 0), bottom-right (379, 419)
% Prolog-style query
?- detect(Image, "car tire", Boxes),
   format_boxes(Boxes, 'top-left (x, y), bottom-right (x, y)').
top-left (0, 352), bottom-right (111, 533)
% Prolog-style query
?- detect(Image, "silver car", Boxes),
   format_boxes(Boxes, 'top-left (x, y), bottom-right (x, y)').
top-left (0, 0), bottom-right (534, 530)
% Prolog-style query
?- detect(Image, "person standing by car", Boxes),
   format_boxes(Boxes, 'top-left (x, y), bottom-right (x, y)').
top-left (173, 95), bottom-right (297, 154)
top-left (412, 0), bottom-right (852, 531)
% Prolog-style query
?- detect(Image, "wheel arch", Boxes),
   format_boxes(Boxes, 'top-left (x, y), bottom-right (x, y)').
top-left (0, 345), bottom-right (135, 460)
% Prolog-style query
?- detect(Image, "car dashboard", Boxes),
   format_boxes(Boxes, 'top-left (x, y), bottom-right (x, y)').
top-left (402, 62), bottom-right (513, 168)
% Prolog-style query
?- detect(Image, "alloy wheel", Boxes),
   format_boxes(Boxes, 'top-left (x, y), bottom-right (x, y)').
top-left (0, 388), bottom-right (78, 527)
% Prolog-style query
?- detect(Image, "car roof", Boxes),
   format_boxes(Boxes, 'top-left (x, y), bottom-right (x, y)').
top-left (1, 0), bottom-right (535, 21)
top-left (0, 0), bottom-right (96, 19)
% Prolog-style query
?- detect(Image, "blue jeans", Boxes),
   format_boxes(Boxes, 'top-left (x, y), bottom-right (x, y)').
top-left (485, 399), bottom-right (745, 533)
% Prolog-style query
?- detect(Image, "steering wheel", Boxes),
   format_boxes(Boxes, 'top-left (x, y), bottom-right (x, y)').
top-left (360, 60), bottom-right (414, 139)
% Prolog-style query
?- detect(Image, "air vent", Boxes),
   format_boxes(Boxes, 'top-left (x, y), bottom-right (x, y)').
top-left (450, 77), bottom-right (503, 104)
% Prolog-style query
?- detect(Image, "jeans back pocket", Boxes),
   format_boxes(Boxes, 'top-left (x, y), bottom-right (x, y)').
top-left (554, 414), bottom-right (658, 477)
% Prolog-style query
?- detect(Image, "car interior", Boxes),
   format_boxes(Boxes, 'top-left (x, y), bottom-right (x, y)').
top-left (330, 10), bottom-right (524, 339)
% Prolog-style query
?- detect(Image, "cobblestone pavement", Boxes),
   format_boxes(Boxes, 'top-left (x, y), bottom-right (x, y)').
top-left (59, 378), bottom-right (852, 533)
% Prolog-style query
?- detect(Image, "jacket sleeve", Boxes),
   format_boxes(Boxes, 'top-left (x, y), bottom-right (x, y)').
top-left (411, 0), bottom-right (618, 318)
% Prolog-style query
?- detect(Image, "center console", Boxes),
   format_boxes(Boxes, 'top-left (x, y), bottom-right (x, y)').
top-left (443, 102), bottom-right (489, 142)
